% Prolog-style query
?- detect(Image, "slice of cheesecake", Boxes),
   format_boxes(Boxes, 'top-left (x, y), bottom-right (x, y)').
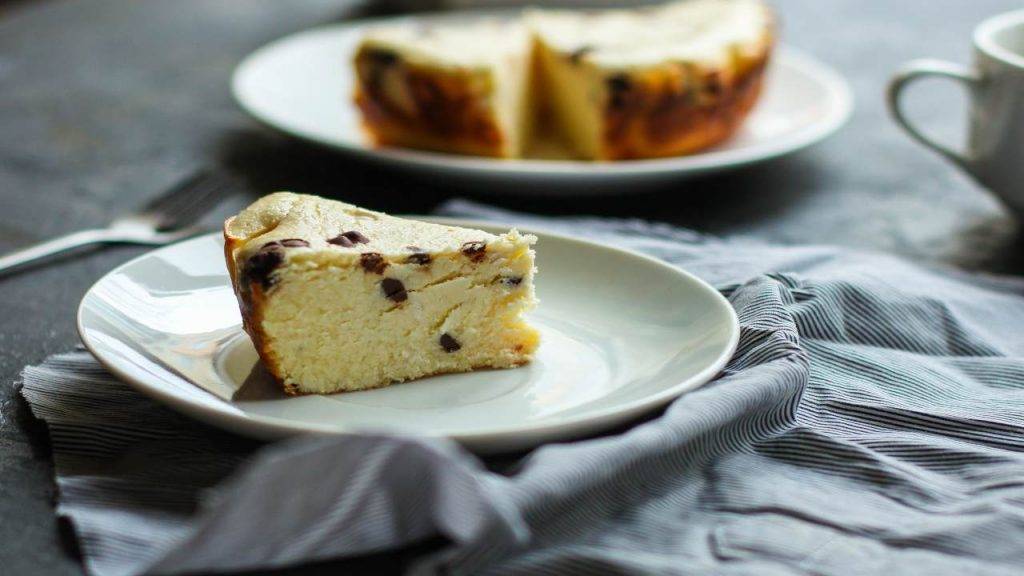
top-left (528, 0), bottom-right (773, 160)
top-left (353, 18), bottom-right (534, 158)
top-left (223, 193), bottom-right (539, 395)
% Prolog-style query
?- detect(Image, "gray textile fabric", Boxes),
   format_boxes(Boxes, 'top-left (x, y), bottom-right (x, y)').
top-left (17, 201), bottom-right (1024, 576)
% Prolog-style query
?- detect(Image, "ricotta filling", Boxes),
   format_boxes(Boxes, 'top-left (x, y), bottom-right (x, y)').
top-left (258, 249), bottom-right (538, 393)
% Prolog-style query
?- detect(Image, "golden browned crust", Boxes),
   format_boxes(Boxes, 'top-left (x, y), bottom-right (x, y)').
top-left (223, 217), bottom-right (241, 288)
top-left (242, 282), bottom-right (295, 394)
top-left (599, 49), bottom-right (771, 160)
top-left (223, 219), bottom-right (292, 394)
top-left (353, 47), bottom-right (507, 158)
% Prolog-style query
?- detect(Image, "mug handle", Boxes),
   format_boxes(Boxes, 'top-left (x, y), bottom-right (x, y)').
top-left (886, 59), bottom-right (980, 173)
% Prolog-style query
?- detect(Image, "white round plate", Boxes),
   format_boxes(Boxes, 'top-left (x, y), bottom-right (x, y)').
top-left (78, 220), bottom-right (739, 453)
top-left (231, 11), bottom-right (852, 192)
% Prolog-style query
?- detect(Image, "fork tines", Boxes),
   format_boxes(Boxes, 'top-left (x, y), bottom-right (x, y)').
top-left (140, 170), bottom-right (240, 231)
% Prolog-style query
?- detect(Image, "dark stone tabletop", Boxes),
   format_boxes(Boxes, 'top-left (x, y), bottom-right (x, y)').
top-left (1, 0), bottom-right (1021, 573)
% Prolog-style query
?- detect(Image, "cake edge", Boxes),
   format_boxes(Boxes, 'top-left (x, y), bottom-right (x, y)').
top-left (225, 216), bottom-right (293, 393)
top-left (599, 47), bottom-right (772, 160)
top-left (353, 45), bottom-right (517, 159)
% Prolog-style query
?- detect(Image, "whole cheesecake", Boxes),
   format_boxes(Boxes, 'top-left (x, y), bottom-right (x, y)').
top-left (352, 0), bottom-right (773, 160)
top-left (223, 193), bottom-right (540, 395)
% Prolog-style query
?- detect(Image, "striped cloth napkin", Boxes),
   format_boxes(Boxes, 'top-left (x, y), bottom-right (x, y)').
top-left (18, 201), bottom-right (1024, 576)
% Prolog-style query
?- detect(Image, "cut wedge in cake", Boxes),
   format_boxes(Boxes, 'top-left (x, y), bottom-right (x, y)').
top-left (223, 193), bottom-right (540, 395)
top-left (353, 18), bottom-right (534, 158)
top-left (529, 0), bottom-right (773, 160)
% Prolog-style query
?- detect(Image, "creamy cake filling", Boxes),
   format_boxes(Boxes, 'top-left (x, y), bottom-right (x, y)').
top-left (254, 246), bottom-right (536, 393)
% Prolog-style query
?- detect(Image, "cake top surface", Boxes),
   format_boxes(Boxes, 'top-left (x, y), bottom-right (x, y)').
top-left (226, 192), bottom-right (511, 259)
top-left (359, 17), bottom-right (529, 69)
top-left (529, 0), bottom-right (771, 69)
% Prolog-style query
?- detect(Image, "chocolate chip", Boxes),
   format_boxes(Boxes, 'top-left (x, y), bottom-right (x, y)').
top-left (607, 74), bottom-right (632, 108)
top-left (569, 46), bottom-right (593, 64)
top-left (381, 278), bottom-right (407, 302)
top-left (407, 252), bottom-right (431, 265)
top-left (279, 238), bottom-right (310, 248)
top-left (327, 230), bottom-right (370, 247)
top-left (343, 230), bottom-right (370, 244)
top-left (439, 333), bottom-right (461, 353)
top-left (366, 48), bottom-right (398, 66)
top-left (360, 252), bottom-right (388, 274)
top-left (243, 245), bottom-right (284, 290)
top-left (500, 276), bottom-right (523, 287)
top-left (704, 71), bottom-right (724, 97)
top-left (608, 74), bottom-right (631, 92)
top-left (461, 241), bottom-right (487, 262)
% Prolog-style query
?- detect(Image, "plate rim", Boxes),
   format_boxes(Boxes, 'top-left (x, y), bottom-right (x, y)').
top-left (230, 12), bottom-right (854, 179)
top-left (77, 218), bottom-right (740, 445)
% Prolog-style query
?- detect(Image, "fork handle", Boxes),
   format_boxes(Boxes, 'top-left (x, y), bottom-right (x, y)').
top-left (0, 229), bottom-right (118, 276)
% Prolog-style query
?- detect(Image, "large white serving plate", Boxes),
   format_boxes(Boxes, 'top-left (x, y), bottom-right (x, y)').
top-left (231, 11), bottom-right (853, 192)
top-left (78, 220), bottom-right (739, 453)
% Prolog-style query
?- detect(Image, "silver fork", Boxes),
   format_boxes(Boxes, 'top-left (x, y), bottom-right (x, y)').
top-left (0, 170), bottom-right (236, 276)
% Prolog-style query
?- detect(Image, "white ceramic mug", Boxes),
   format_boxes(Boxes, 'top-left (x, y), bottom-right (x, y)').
top-left (888, 10), bottom-right (1024, 213)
